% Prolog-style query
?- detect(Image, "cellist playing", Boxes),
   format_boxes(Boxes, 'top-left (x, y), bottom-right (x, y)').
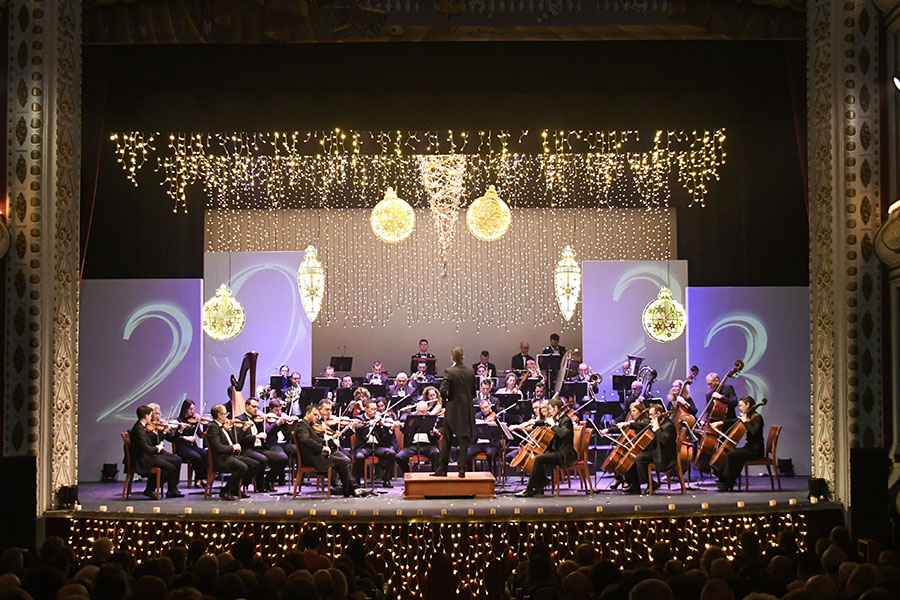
top-left (623, 404), bottom-right (676, 495)
top-left (515, 396), bottom-right (576, 497)
top-left (710, 396), bottom-right (764, 492)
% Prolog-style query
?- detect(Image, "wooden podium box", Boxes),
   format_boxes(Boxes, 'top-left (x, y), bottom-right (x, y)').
top-left (403, 472), bottom-right (496, 499)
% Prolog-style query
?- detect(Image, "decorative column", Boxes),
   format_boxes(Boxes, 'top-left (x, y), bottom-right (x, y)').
top-left (4, 0), bottom-right (81, 512)
top-left (809, 0), bottom-right (884, 504)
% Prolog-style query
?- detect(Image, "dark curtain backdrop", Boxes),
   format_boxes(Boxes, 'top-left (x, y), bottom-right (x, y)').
top-left (80, 40), bottom-right (807, 286)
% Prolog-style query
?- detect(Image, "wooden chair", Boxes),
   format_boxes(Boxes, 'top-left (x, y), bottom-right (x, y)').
top-left (742, 425), bottom-right (783, 491)
top-left (121, 432), bottom-right (161, 500)
top-left (291, 429), bottom-right (331, 498)
top-left (647, 427), bottom-right (688, 495)
top-left (552, 425), bottom-right (594, 496)
top-left (352, 429), bottom-right (401, 486)
top-left (398, 430), bottom-right (433, 472)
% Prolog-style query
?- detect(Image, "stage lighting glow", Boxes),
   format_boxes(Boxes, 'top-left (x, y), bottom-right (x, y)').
top-left (201, 284), bottom-right (245, 340)
top-left (641, 286), bottom-right (686, 342)
top-left (370, 187), bottom-right (415, 242)
top-left (297, 246), bottom-right (325, 322)
top-left (466, 185), bottom-right (511, 241)
top-left (893, 76), bottom-right (900, 91)
top-left (554, 245), bottom-right (581, 321)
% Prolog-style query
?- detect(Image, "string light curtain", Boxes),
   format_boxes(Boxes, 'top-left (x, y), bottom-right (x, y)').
top-left (205, 207), bottom-right (675, 330)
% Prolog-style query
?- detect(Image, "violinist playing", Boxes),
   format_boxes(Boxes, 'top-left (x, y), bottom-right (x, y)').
top-left (515, 396), bottom-right (576, 497)
top-left (351, 397), bottom-right (398, 488)
top-left (146, 403), bottom-right (185, 474)
top-left (130, 405), bottom-right (183, 500)
top-left (710, 396), bottom-right (764, 492)
top-left (623, 404), bottom-right (676, 495)
top-left (294, 404), bottom-right (357, 497)
top-left (265, 398), bottom-right (296, 485)
top-left (206, 404), bottom-right (261, 501)
top-left (236, 398), bottom-right (288, 493)
top-left (172, 399), bottom-right (208, 488)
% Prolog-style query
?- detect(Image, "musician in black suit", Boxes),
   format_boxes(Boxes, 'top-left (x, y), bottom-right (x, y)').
top-left (516, 397), bottom-right (577, 497)
top-left (435, 346), bottom-right (478, 477)
top-left (172, 399), bottom-right (208, 487)
top-left (413, 339), bottom-right (435, 360)
top-left (705, 372), bottom-right (739, 419)
top-left (540, 333), bottom-right (566, 356)
top-left (295, 404), bottom-right (356, 497)
top-left (471, 351), bottom-right (497, 379)
top-left (206, 404), bottom-right (261, 501)
top-left (711, 396), bottom-right (765, 491)
top-left (264, 398), bottom-right (296, 485)
top-left (351, 399), bottom-right (398, 487)
top-left (469, 398), bottom-right (501, 472)
top-left (129, 405), bottom-right (183, 500)
top-left (396, 400), bottom-right (441, 473)
top-left (510, 341), bottom-right (534, 371)
top-left (623, 404), bottom-right (676, 495)
top-left (236, 398), bottom-right (288, 492)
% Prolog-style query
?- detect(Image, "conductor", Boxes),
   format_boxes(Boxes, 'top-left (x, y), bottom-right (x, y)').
top-left (433, 346), bottom-right (477, 478)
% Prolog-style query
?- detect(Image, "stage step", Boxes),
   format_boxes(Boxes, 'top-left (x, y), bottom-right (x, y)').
top-left (403, 472), bottom-right (496, 499)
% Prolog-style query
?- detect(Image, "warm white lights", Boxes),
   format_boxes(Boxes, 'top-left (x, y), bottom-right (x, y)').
top-left (201, 284), bottom-right (246, 340)
top-left (641, 286), bottom-right (687, 342)
top-left (417, 154), bottom-right (467, 263)
top-left (297, 245), bottom-right (325, 322)
top-left (554, 245), bottom-right (581, 321)
top-left (466, 185), bottom-right (511, 241)
top-left (370, 187), bottom-right (415, 242)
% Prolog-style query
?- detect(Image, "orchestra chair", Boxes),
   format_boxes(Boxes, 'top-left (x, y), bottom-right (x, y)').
top-left (170, 441), bottom-right (194, 488)
top-left (121, 432), bottom-right (161, 500)
top-left (741, 425), bottom-right (782, 491)
top-left (289, 430), bottom-right (330, 498)
top-left (647, 427), bottom-right (688, 495)
top-left (551, 425), bottom-right (594, 497)
top-left (351, 429), bottom-right (402, 487)
top-left (398, 433), bottom-right (432, 473)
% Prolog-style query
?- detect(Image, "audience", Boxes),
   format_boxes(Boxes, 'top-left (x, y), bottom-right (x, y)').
top-left (1, 524), bottom-right (899, 600)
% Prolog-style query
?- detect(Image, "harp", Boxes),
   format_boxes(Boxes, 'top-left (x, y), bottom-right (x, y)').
top-left (228, 351), bottom-right (258, 417)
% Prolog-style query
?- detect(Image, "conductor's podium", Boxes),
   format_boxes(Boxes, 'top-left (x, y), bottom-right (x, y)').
top-left (403, 472), bottom-right (496, 499)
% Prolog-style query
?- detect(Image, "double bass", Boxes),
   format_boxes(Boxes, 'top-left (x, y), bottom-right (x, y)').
top-left (670, 365), bottom-right (699, 471)
top-left (708, 397), bottom-right (768, 470)
top-left (692, 360), bottom-right (743, 471)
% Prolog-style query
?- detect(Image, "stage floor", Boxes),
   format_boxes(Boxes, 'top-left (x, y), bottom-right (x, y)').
top-left (54, 473), bottom-right (838, 522)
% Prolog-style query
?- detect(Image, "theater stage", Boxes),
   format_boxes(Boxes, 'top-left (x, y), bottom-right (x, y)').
top-left (53, 474), bottom-right (833, 521)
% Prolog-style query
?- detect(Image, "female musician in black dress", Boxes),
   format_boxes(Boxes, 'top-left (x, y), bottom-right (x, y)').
top-left (173, 399), bottom-right (208, 487)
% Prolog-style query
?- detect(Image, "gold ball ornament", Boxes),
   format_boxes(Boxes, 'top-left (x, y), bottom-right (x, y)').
top-left (201, 284), bottom-right (246, 340)
top-left (466, 185), bottom-right (511, 241)
top-left (371, 187), bottom-right (415, 243)
top-left (641, 286), bottom-right (686, 342)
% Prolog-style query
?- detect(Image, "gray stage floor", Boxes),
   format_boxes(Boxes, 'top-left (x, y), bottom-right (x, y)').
top-left (54, 473), bottom-right (838, 521)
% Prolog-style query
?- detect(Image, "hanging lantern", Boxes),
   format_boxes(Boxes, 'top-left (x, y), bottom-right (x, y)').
top-left (297, 245), bottom-right (325, 322)
top-left (642, 286), bottom-right (687, 342)
top-left (370, 187), bottom-right (416, 243)
top-left (554, 245), bottom-right (581, 321)
top-left (466, 185), bottom-right (511, 241)
top-left (201, 284), bottom-right (246, 340)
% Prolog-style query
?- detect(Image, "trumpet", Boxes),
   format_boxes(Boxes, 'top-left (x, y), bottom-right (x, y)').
top-left (411, 371), bottom-right (429, 384)
top-left (589, 372), bottom-right (603, 386)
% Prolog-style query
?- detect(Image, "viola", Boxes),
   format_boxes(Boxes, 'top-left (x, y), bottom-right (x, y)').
top-left (692, 360), bottom-right (743, 471)
top-left (708, 398), bottom-right (768, 470)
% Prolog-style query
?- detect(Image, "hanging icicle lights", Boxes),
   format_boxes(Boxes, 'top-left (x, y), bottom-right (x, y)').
top-left (110, 129), bottom-right (726, 212)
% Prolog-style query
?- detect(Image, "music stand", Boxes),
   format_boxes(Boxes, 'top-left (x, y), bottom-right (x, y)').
top-left (270, 375), bottom-right (288, 398)
top-left (538, 354), bottom-right (562, 382)
top-left (520, 378), bottom-right (538, 398)
top-left (403, 414), bottom-right (438, 440)
top-left (562, 382), bottom-right (588, 400)
top-left (363, 383), bottom-right (387, 399)
top-left (612, 374), bottom-right (637, 403)
top-left (330, 357), bottom-right (353, 372)
top-left (300, 387), bottom-right (327, 411)
top-left (313, 377), bottom-right (339, 391)
top-left (409, 357), bottom-right (437, 376)
top-left (334, 388), bottom-right (355, 412)
top-left (644, 396), bottom-right (665, 408)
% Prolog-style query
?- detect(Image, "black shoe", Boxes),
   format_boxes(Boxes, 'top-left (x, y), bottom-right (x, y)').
top-left (239, 490), bottom-right (250, 499)
top-left (515, 488), bottom-right (535, 498)
top-left (382, 479), bottom-right (393, 488)
top-left (610, 480), bottom-right (621, 490)
top-left (458, 471), bottom-right (466, 478)
top-left (430, 471), bottom-right (447, 477)
top-left (219, 491), bottom-right (237, 501)
top-left (624, 485), bottom-right (641, 495)
top-left (717, 483), bottom-right (733, 492)
top-left (166, 490), bottom-right (185, 498)
top-left (640, 489), bottom-right (652, 496)
top-left (142, 490), bottom-right (160, 501)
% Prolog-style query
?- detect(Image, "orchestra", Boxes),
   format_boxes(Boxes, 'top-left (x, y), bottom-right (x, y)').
top-left (123, 340), bottom-right (778, 501)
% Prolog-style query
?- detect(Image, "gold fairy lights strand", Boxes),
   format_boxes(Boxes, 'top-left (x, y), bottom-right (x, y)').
top-left (109, 129), bottom-right (726, 211)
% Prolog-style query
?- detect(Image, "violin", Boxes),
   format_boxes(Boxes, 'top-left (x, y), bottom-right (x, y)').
top-left (708, 397), bottom-right (768, 470)
top-left (185, 415), bottom-right (213, 426)
top-left (693, 360), bottom-right (744, 471)
top-left (222, 418), bottom-right (252, 431)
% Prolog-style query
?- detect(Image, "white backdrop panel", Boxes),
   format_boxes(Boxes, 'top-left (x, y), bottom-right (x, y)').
top-left (686, 286), bottom-right (811, 476)
top-left (78, 279), bottom-right (202, 480)
top-left (203, 252), bottom-right (312, 405)
top-left (582, 261), bottom-right (689, 399)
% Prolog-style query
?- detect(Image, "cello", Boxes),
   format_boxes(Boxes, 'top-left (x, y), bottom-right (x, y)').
top-left (509, 425), bottom-right (555, 474)
top-left (692, 360), bottom-right (743, 471)
top-left (708, 397), bottom-right (767, 470)
top-left (608, 406), bottom-right (676, 477)
top-left (599, 406), bottom-right (647, 474)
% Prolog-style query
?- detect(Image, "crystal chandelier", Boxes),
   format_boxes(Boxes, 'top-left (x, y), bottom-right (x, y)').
top-left (297, 245), bottom-right (325, 322)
